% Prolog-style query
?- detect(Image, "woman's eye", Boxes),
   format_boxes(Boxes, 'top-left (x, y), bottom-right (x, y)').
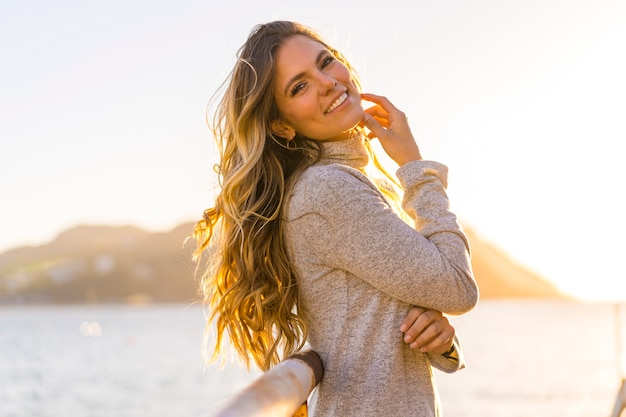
top-left (321, 56), bottom-right (334, 67)
top-left (291, 82), bottom-right (306, 96)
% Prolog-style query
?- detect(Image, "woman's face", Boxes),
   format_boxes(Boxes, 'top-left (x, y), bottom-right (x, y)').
top-left (271, 35), bottom-right (364, 142)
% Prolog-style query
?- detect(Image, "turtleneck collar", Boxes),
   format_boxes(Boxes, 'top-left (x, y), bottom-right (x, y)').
top-left (318, 133), bottom-right (370, 171)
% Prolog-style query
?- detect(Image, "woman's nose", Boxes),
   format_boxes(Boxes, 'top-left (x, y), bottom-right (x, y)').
top-left (315, 71), bottom-right (336, 93)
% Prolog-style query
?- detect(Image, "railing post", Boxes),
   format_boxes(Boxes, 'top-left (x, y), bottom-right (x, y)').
top-left (212, 350), bottom-right (324, 417)
top-left (611, 379), bottom-right (626, 417)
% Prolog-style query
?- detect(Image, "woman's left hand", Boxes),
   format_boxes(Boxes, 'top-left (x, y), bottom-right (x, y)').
top-left (400, 306), bottom-right (455, 354)
top-left (360, 93), bottom-right (422, 166)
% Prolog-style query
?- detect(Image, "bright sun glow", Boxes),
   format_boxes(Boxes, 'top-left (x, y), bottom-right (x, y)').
top-left (1, 0), bottom-right (625, 301)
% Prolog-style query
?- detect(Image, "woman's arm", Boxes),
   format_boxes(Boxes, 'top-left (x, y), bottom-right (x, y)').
top-left (288, 93), bottom-right (477, 313)
top-left (296, 161), bottom-right (477, 314)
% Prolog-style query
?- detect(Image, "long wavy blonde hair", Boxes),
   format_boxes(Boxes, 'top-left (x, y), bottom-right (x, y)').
top-left (194, 21), bottom-right (393, 371)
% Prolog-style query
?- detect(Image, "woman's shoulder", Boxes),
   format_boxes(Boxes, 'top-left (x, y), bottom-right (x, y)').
top-left (287, 163), bottom-right (376, 212)
top-left (296, 163), bottom-right (372, 193)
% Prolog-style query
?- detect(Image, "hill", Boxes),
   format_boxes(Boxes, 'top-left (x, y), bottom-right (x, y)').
top-left (0, 222), bottom-right (563, 304)
top-left (0, 223), bottom-right (199, 304)
top-left (464, 227), bottom-right (562, 298)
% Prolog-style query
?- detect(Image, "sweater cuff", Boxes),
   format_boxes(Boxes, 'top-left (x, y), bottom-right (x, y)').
top-left (427, 336), bottom-right (465, 374)
top-left (396, 160), bottom-right (449, 190)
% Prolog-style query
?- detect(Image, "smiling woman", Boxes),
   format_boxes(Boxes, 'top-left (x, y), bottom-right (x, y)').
top-left (270, 35), bottom-right (364, 142)
top-left (193, 20), bottom-right (478, 417)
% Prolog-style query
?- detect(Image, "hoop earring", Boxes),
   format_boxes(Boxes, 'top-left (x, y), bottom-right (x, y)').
top-left (286, 132), bottom-right (297, 149)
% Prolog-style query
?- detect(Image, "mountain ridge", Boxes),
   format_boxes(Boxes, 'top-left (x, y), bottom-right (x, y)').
top-left (0, 222), bottom-right (564, 304)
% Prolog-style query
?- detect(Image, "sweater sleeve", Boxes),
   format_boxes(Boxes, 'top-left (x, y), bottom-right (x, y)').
top-left (427, 336), bottom-right (465, 373)
top-left (293, 161), bottom-right (478, 314)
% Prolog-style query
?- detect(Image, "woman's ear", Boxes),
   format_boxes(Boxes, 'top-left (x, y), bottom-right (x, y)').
top-left (270, 120), bottom-right (296, 140)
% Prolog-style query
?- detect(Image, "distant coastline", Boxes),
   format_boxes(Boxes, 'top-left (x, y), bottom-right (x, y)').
top-left (0, 223), bottom-right (564, 305)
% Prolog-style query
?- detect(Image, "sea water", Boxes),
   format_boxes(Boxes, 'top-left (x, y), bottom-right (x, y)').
top-left (0, 300), bottom-right (622, 417)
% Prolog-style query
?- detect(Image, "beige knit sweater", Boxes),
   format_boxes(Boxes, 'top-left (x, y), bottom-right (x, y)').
top-left (283, 135), bottom-right (478, 416)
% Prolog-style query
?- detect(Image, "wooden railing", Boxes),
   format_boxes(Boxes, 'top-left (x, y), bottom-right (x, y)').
top-left (212, 350), bottom-right (324, 417)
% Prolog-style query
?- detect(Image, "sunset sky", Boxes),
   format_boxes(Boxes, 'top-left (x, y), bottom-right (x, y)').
top-left (1, 0), bottom-right (625, 300)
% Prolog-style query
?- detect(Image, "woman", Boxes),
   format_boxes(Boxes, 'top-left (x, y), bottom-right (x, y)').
top-left (194, 21), bottom-right (478, 416)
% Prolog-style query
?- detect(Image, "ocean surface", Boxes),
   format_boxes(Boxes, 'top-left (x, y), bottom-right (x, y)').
top-left (1, 299), bottom-right (624, 417)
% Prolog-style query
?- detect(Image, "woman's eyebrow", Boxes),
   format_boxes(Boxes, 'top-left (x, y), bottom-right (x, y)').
top-left (283, 49), bottom-right (328, 96)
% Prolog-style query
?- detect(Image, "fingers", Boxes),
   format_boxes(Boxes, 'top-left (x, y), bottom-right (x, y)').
top-left (360, 92), bottom-right (422, 165)
top-left (364, 103), bottom-right (388, 119)
top-left (415, 320), bottom-right (454, 353)
top-left (361, 111), bottom-right (387, 140)
top-left (361, 103), bottom-right (391, 139)
top-left (399, 306), bottom-right (426, 333)
top-left (400, 308), bottom-right (455, 353)
top-left (361, 93), bottom-right (404, 123)
top-left (401, 309), bottom-right (444, 348)
top-left (361, 93), bottom-right (397, 113)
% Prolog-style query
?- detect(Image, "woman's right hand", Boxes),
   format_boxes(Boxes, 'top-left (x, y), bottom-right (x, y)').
top-left (400, 306), bottom-right (455, 354)
top-left (360, 93), bottom-right (422, 166)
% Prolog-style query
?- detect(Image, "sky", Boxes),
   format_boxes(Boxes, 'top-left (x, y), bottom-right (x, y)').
top-left (1, 0), bottom-right (625, 300)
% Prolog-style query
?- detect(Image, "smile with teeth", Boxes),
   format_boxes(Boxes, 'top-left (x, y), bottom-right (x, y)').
top-left (325, 92), bottom-right (348, 114)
